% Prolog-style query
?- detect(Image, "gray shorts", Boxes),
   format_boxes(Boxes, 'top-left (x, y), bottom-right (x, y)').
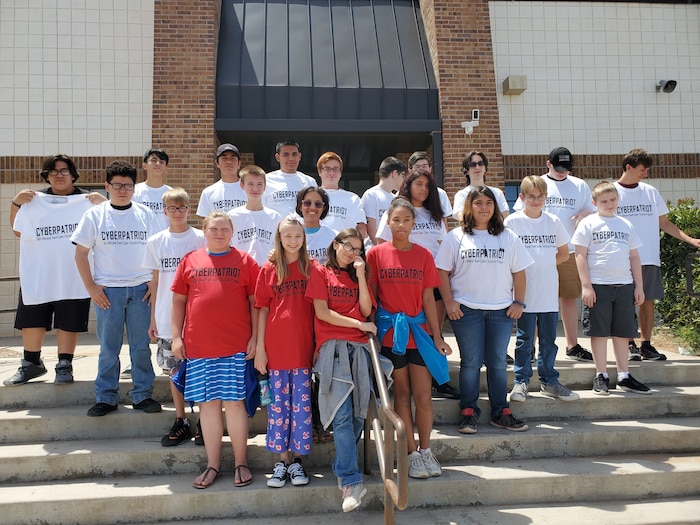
top-left (642, 265), bottom-right (664, 300)
top-left (588, 284), bottom-right (638, 338)
top-left (156, 338), bottom-right (182, 372)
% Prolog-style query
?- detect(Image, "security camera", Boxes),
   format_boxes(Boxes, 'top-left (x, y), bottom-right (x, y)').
top-left (656, 80), bottom-right (677, 93)
top-left (472, 109), bottom-right (480, 121)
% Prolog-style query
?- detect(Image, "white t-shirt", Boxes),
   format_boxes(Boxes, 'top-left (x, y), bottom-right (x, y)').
top-left (437, 187), bottom-right (452, 218)
top-left (263, 170), bottom-right (317, 216)
top-left (142, 227), bottom-right (206, 339)
top-left (571, 213), bottom-right (642, 285)
top-left (513, 174), bottom-right (596, 253)
top-left (305, 226), bottom-right (336, 265)
top-left (361, 185), bottom-right (395, 224)
top-left (376, 206), bottom-right (447, 257)
top-left (452, 185), bottom-right (510, 221)
top-left (435, 227), bottom-right (533, 310)
top-left (196, 180), bottom-right (248, 217)
top-left (504, 210), bottom-right (570, 312)
top-left (71, 201), bottom-right (159, 287)
top-left (13, 192), bottom-right (93, 304)
top-left (132, 182), bottom-right (172, 231)
top-left (321, 188), bottom-right (367, 232)
top-left (613, 181), bottom-right (668, 267)
top-left (228, 206), bottom-right (282, 266)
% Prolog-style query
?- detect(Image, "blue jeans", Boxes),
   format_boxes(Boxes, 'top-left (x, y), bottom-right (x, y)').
top-left (514, 311), bottom-right (560, 386)
top-left (450, 305), bottom-right (513, 418)
top-left (94, 283), bottom-right (154, 405)
top-left (330, 345), bottom-right (366, 488)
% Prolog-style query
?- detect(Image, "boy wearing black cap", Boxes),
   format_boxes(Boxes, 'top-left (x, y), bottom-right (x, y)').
top-left (196, 143), bottom-right (248, 217)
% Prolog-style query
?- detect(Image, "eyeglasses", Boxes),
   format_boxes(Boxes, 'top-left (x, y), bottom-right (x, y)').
top-left (108, 182), bottom-right (135, 191)
top-left (48, 169), bottom-right (71, 177)
top-left (339, 240), bottom-right (362, 256)
top-left (524, 194), bottom-right (546, 202)
top-left (468, 161), bottom-right (485, 168)
top-left (165, 205), bottom-right (189, 213)
top-left (321, 166), bottom-right (341, 174)
top-left (302, 200), bottom-right (324, 209)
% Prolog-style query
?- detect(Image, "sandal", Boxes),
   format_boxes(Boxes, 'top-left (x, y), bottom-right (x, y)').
top-left (234, 464), bottom-right (253, 487)
top-left (193, 466), bottom-right (221, 489)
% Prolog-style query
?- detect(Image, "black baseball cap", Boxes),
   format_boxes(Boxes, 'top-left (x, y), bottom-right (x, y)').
top-left (216, 143), bottom-right (240, 159)
top-left (549, 147), bottom-right (573, 173)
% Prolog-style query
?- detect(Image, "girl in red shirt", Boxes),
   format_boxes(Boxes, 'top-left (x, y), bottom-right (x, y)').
top-left (254, 216), bottom-right (315, 488)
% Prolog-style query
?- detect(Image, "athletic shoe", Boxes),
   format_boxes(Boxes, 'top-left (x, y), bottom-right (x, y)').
top-left (342, 483), bottom-right (367, 512)
top-left (132, 398), bottom-right (162, 413)
top-left (509, 382), bottom-right (529, 402)
top-left (628, 341), bottom-right (642, 362)
top-left (566, 344), bottom-right (593, 361)
top-left (287, 458), bottom-right (310, 486)
top-left (408, 451), bottom-right (430, 479)
top-left (267, 462), bottom-right (288, 488)
top-left (194, 420), bottom-right (204, 446)
top-left (490, 408), bottom-right (528, 432)
top-left (592, 374), bottom-right (609, 396)
top-left (431, 379), bottom-right (460, 399)
top-left (506, 354), bottom-right (514, 365)
top-left (419, 449), bottom-right (442, 477)
top-left (161, 417), bottom-right (191, 447)
top-left (618, 374), bottom-right (652, 395)
top-left (3, 359), bottom-right (47, 386)
top-left (540, 381), bottom-right (580, 401)
top-left (87, 402), bottom-right (118, 417)
top-left (457, 409), bottom-right (477, 434)
top-left (640, 343), bottom-right (667, 361)
top-left (54, 359), bottom-right (74, 384)
top-left (120, 364), bottom-right (132, 378)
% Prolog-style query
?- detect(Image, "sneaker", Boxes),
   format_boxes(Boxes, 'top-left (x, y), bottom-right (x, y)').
top-left (506, 354), bottom-right (514, 365)
top-left (3, 359), bottom-right (47, 386)
top-left (120, 364), bottom-right (132, 378)
top-left (287, 458), bottom-right (310, 486)
top-left (432, 379), bottom-right (460, 399)
top-left (408, 451), bottom-right (430, 479)
top-left (457, 409), bottom-right (477, 434)
top-left (490, 408), bottom-right (528, 432)
top-left (592, 374), bottom-right (610, 396)
top-left (566, 344), bottom-right (593, 362)
top-left (618, 374), bottom-right (652, 395)
top-left (194, 420), bottom-right (204, 446)
top-left (341, 483), bottom-right (367, 512)
top-left (419, 449), bottom-right (442, 477)
top-left (54, 359), bottom-right (74, 384)
top-left (628, 341), bottom-right (642, 362)
top-left (132, 398), bottom-right (162, 413)
top-left (541, 382), bottom-right (580, 401)
top-left (87, 402), bottom-right (118, 417)
top-left (640, 343), bottom-right (667, 361)
top-left (161, 417), bottom-right (191, 447)
top-left (267, 462), bottom-right (288, 488)
top-left (509, 382), bottom-right (529, 402)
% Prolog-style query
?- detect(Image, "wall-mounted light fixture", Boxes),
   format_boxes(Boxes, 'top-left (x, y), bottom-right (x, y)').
top-left (656, 80), bottom-right (677, 93)
top-left (503, 75), bottom-right (527, 95)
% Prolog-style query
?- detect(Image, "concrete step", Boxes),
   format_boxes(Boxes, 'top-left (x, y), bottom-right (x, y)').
top-left (3, 417), bottom-right (700, 483)
top-left (1, 453), bottom-right (698, 525)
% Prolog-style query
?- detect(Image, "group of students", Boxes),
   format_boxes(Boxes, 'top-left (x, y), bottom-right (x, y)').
top-left (7, 142), bottom-right (699, 513)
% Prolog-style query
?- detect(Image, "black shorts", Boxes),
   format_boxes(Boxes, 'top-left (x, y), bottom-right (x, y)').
top-left (587, 284), bottom-right (638, 338)
top-left (642, 265), bottom-right (664, 300)
top-left (381, 346), bottom-right (426, 370)
top-left (433, 287), bottom-right (442, 301)
top-left (14, 290), bottom-right (90, 333)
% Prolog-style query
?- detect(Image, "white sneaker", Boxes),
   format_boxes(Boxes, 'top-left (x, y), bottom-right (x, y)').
top-left (509, 382), bottom-right (529, 402)
top-left (342, 483), bottom-right (367, 512)
top-left (266, 462), bottom-right (288, 488)
top-left (408, 451), bottom-right (429, 479)
top-left (419, 448), bottom-right (442, 477)
top-left (287, 458), bottom-right (309, 486)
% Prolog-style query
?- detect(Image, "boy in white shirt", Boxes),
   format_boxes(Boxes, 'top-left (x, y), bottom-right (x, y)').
top-left (361, 156), bottom-right (406, 245)
top-left (228, 165), bottom-right (282, 266)
top-left (572, 182), bottom-right (650, 396)
top-left (264, 140), bottom-right (317, 216)
top-left (317, 151), bottom-right (367, 237)
top-left (196, 143), bottom-right (247, 217)
top-left (133, 148), bottom-right (172, 231)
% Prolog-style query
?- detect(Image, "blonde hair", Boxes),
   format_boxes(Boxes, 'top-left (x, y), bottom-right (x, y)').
top-left (239, 164), bottom-right (266, 184)
top-left (591, 180), bottom-right (618, 201)
top-left (202, 211), bottom-right (233, 230)
top-left (519, 175), bottom-right (547, 196)
top-left (162, 187), bottom-right (190, 206)
top-left (272, 216), bottom-right (310, 284)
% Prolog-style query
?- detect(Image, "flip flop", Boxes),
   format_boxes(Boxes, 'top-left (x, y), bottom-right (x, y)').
top-left (193, 466), bottom-right (221, 489)
top-left (234, 464), bottom-right (253, 487)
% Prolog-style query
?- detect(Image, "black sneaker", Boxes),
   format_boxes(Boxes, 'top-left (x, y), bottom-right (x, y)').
top-left (592, 374), bottom-right (609, 396)
top-left (54, 359), bottom-right (74, 384)
top-left (133, 398), bottom-right (162, 413)
top-left (618, 374), bottom-right (652, 395)
top-left (3, 359), bottom-right (47, 386)
top-left (194, 420), bottom-right (205, 446)
top-left (566, 344), bottom-right (593, 362)
top-left (628, 341), bottom-right (642, 362)
top-left (490, 408), bottom-right (528, 432)
top-left (506, 354), bottom-right (514, 365)
top-left (87, 402), bottom-right (118, 417)
top-left (640, 344), bottom-right (667, 361)
top-left (161, 417), bottom-right (192, 447)
top-left (457, 410), bottom-right (478, 434)
top-left (432, 379), bottom-right (460, 399)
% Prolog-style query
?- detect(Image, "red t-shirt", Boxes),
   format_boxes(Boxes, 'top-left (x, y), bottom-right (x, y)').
top-left (367, 242), bottom-right (441, 348)
top-left (171, 248), bottom-right (259, 358)
top-left (254, 260), bottom-right (316, 369)
top-left (305, 264), bottom-right (375, 350)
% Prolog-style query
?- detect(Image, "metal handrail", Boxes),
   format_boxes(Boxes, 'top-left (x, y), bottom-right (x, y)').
top-left (685, 252), bottom-right (700, 297)
top-left (363, 333), bottom-right (408, 524)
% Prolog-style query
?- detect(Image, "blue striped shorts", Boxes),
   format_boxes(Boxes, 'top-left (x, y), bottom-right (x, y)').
top-left (184, 354), bottom-right (247, 402)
